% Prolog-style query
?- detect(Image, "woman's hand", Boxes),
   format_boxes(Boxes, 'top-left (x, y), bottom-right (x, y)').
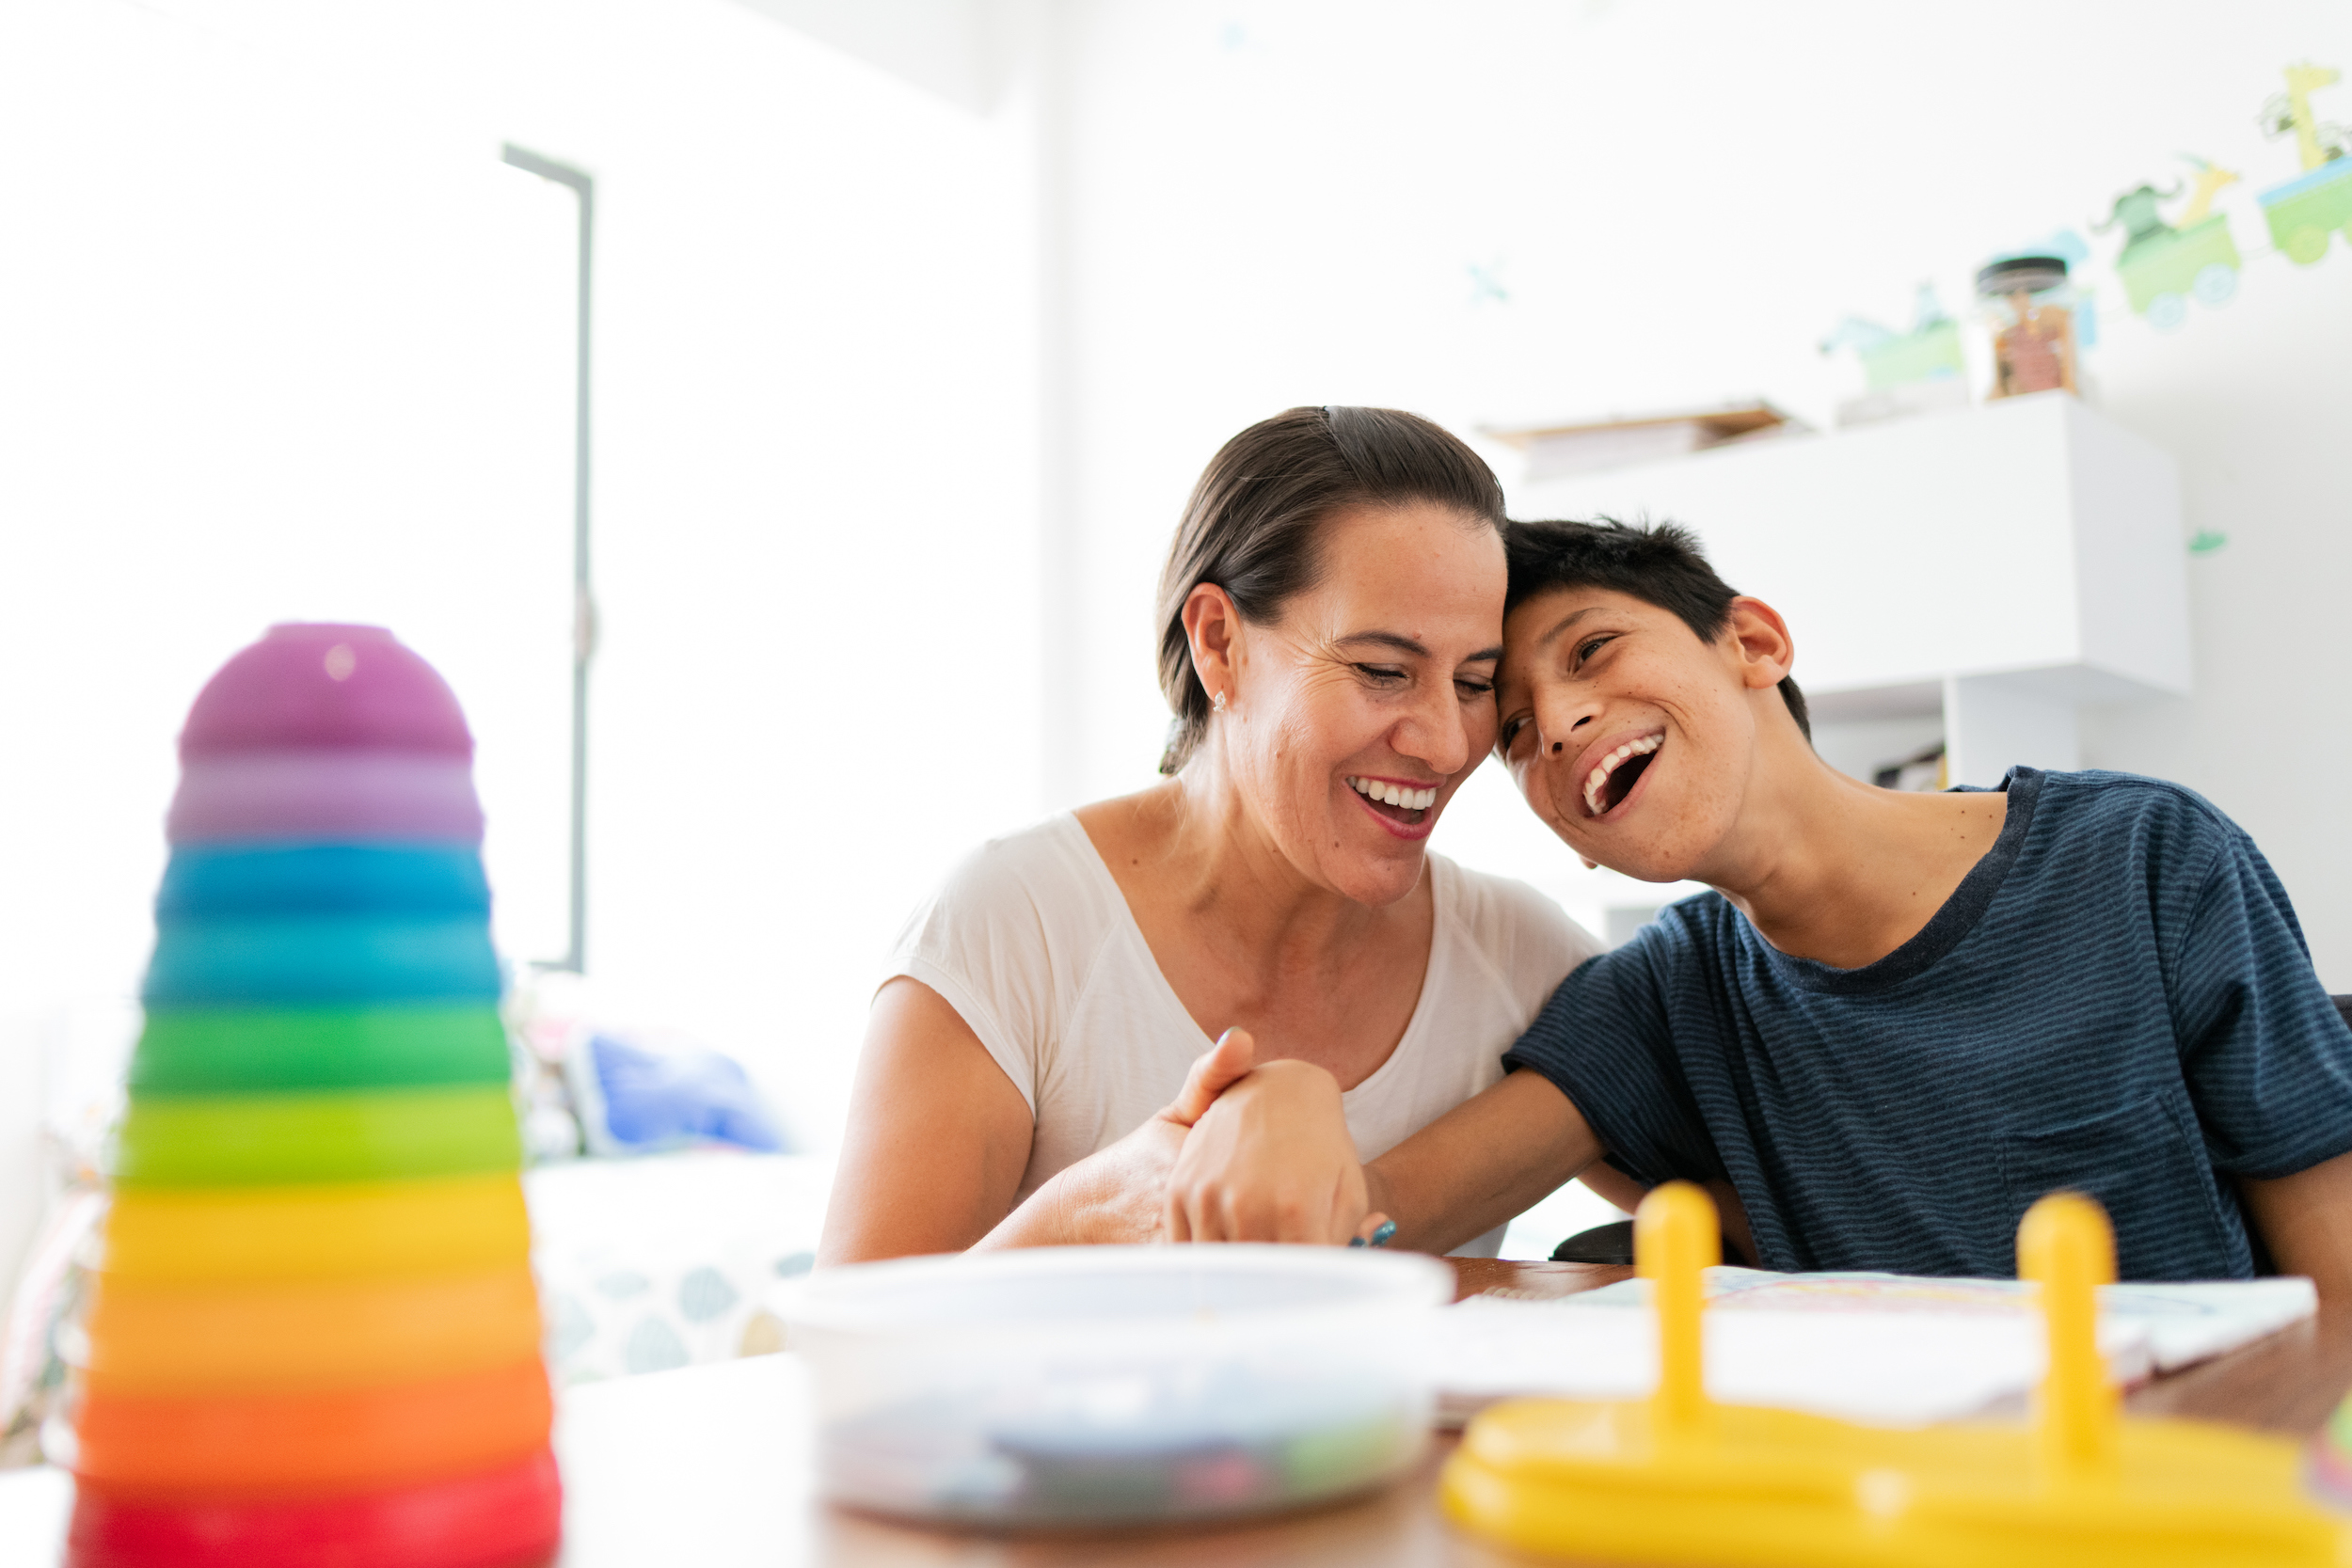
top-left (1162, 1045), bottom-right (1383, 1244)
top-left (977, 1027), bottom-right (1267, 1249)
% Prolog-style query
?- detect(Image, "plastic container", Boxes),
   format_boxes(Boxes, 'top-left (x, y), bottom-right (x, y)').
top-left (775, 1244), bottom-right (1450, 1528)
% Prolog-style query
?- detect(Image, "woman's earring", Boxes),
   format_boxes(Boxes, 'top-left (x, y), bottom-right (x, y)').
top-left (1211, 689), bottom-right (1228, 713)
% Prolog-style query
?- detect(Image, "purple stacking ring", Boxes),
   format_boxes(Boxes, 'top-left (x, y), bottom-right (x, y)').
top-left (180, 626), bottom-right (472, 761)
top-left (167, 752), bottom-right (485, 846)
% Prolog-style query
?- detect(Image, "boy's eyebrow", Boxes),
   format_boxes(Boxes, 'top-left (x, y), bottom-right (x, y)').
top-left (1337, 631), bottom-right (1503, 663)
top-left (1533, 607), bottom-right (1604, 649)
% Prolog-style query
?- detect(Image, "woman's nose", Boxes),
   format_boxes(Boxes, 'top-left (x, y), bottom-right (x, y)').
top-left (1397, 684), bottom-right (1471, 776)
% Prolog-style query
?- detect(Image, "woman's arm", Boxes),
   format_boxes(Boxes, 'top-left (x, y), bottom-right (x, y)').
top-left (818, 978), bottom-right (1039, 1264)
top-left (818, 980), bottom-right (1260, 1264)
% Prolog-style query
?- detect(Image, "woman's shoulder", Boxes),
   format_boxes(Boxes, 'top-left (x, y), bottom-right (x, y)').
top-left (1428, 854), bottom-right (1604, 999)
top-left (914, 813), bottom-right (1126, 937)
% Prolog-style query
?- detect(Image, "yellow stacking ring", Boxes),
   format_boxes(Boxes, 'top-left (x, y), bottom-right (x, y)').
top-left (76, 1264), bottom-right (542, 1396)
top-left (110, 1085), bottom-right (521, 1187)
top-left (97, 1174), bottom-right (531, 1283)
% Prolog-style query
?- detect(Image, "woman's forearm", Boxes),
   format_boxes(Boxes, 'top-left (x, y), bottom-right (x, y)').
top-left (972, 1115), bottom-right (1186, 1250)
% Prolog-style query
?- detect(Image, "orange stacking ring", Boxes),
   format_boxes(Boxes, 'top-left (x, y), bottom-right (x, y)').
top-left (72, 1357), bottom-right (551, 1498)
top-left (77, 1265), bottom-right (542, 1396)
top-left (97, 1175), bottom-right (531, 1283)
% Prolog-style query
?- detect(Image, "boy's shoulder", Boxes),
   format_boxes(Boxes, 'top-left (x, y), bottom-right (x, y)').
top-left (2026, 766), bottom-right (2235, 825)
top-left (2018, 767), bottom-right (2249, 869)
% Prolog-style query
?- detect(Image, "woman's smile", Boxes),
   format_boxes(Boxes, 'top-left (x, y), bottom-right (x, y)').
top-left (1344, 772), bottom-right (1441, 839)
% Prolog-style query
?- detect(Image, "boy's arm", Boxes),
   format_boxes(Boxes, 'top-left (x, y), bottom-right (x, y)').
top-left (1164, 1064), bottom-right (1605, 1251)
top-left (2238, 1148), bottom-right (2352, 1307)
top-left (1366, 1070), bottom-right (1609, 1253)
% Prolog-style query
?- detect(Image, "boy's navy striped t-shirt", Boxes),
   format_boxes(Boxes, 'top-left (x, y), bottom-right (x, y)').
top-left (1503, 768), bottom-right (2352, 1281)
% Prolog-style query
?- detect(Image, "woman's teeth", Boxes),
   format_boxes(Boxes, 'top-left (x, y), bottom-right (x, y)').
top-left (1583, 733), bottom-right (1662, 817)
top-left (1347, 776), bottom-right (1437, 811)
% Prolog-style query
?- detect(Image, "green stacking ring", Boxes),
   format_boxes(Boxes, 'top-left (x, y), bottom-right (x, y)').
top-left (130, 1006), bottom-right (510, 1096)
top-left (110, 1085), bottom-right (522, 1188)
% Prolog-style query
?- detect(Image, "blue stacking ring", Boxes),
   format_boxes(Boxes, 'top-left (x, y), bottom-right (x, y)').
top-left (143, 915), bottom-right (502, 1006)
top-left (155, 844), bottom-right (491, 919)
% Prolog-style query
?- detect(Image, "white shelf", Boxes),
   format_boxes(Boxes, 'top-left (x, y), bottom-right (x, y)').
top-left (1505, 392), bottom-right (2188, 785)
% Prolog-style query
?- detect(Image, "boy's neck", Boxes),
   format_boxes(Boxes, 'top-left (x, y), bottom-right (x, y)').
top-left (1698, 742), bottom-right (2010, 971)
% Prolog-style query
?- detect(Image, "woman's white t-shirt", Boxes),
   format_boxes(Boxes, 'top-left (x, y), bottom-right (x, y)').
top-left (883, 813), bottom-right (1600, 1257)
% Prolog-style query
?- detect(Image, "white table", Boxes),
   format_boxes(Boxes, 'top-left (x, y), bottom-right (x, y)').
top-left (0, 1356), bottom-right (1496, 1568)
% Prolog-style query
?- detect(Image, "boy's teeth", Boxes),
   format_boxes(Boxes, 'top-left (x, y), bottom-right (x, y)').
top-left (1582, 733), bottom-right (1662, 816)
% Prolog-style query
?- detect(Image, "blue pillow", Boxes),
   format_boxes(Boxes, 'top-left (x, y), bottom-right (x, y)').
top-left (568, 1032), bottom-right (786, 1156)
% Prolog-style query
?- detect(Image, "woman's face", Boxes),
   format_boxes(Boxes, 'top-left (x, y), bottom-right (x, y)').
top-left (1216, 502), bottom-right (1506, 908)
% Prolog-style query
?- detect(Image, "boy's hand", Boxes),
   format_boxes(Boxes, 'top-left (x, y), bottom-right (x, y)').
top-left (1163, 1052), bottom-right (1375, 1244)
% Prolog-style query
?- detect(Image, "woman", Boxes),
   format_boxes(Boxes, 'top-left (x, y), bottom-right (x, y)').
top-left (818, 406), bottom-right (1601, 1262)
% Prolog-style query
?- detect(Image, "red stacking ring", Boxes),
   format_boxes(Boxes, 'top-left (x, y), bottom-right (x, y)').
top-left (67, 1446), bottom-right (562, 1568)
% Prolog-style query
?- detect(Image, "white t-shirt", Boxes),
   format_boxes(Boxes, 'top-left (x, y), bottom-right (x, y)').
top-left (883, 813), bottom-right (1600, 1257)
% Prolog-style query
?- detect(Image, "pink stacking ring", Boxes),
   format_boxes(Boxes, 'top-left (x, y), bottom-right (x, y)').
top-left (180, 625), bottom-right (472, 761)
top-left (167, 752), bottom-right (484, 846)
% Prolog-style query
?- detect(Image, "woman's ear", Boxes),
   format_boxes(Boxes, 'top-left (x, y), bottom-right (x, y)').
top-left (1724, 596), bottom-right (1795, 691)
top-left (1183, 582), bottom-right (1242, 705)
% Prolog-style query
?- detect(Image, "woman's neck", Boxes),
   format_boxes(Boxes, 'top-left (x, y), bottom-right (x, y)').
top-left (1150, 757), bottom-right (1398, 972)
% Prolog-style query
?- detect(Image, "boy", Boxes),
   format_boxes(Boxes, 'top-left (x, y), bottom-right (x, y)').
top-left (1164, 520), bottom-right (2352, 1293)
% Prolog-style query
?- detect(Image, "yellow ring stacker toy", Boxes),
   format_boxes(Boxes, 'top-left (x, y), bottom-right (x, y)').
top-left (1440, 1182), bottom-right (2346, 1568)
top-left (96, 1174), bottom-right (532, 1283)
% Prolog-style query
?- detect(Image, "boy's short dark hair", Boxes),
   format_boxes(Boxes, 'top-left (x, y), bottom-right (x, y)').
top-left (1505, 517), bottom-right (1811, 740)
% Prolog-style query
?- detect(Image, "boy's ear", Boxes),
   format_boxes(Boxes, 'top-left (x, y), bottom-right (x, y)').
top-left (1724, 596), bottom-right (1794, 692)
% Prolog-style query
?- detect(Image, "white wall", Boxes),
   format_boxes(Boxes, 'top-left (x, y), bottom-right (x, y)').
top-left (8, 0), bottom-right (2350, 1296)
top-left (0, 0), bottom-right (1046, 1288)
top-left (1042, 0), bottom-right (2352, 970)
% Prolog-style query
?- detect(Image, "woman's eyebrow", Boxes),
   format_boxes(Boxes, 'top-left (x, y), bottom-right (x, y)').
top-left (1337, 631), bottom-right (1503, 663)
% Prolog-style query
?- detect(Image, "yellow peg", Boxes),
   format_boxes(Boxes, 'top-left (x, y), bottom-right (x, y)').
top-left (1447, 1180), bottom-right (2343, 1566)
top-left (1634, 1181), bottom-right (1719, 1440)
top-left (2016, 1191), bottom-right (2119, 1484)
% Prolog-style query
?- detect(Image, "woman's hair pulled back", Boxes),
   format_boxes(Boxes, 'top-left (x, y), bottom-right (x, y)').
top-left (1153, 405), bottom-right (1505, 775)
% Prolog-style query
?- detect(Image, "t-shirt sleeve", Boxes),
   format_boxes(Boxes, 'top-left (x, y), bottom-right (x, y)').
top-left (1450, 866), bottom-right (1604, 1025)
top-left (2168, 825), bottom-right (2352, 1180)
top-left (881, 838), bottom-right (1062, 1116)
top-left (1502, 918), bottom-right (1724, 1186)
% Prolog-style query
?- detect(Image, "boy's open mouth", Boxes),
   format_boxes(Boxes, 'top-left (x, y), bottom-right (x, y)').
top-left (1346, 774), bottom-right (1436, 826)
top-left (1582, 732), bottom-right (1662, 818)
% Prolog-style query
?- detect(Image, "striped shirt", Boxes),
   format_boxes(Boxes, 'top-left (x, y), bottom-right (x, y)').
top-left (1504, 768), bottom-right (2352, 1281)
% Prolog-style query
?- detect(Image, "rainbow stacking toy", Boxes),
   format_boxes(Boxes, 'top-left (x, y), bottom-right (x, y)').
top-left (65, 624), bottom-right (560, 1568)
top-left (1444, 1183), bottom-right (2346, 1568)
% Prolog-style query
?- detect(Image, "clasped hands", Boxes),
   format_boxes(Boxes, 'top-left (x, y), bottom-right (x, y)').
top-left (1146, 1027), bottom-right (1392, 1246)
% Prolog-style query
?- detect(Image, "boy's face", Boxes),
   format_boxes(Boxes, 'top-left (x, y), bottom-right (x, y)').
top-left (1495, 586), bottom-right (1770, 883)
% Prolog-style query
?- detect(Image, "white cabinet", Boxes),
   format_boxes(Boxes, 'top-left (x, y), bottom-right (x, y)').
top-left (1505, 391), bottom-right (2188, 786)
